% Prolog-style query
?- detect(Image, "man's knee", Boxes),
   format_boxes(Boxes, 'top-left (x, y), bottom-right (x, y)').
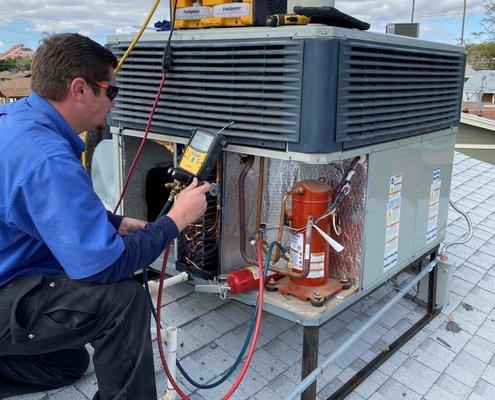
top-left (38, 348), bottom-right (90, 388)
top-left (55, 348), bottom-right (90, 382)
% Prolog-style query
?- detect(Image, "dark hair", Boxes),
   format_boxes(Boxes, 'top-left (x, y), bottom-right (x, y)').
top-left (31, 33), bottom-right (118, 101)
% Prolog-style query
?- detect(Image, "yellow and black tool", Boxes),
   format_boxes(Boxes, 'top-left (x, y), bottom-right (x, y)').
top-left (266, 13), bottom-right (310, 27)
top-left (169, 127), bottom-right (229, 197)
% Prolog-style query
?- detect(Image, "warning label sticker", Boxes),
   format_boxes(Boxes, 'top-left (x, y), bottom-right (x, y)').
top-left (384, 173), bottom-right (403, 269)
top-left (246, 266), bottom-right (276, 280)
top-left (426, 166), bottom-right (441, 243)
top-left (290, 232), bottom-right (325, 278)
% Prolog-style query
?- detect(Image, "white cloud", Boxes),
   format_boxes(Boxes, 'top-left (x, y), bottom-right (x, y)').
top-left (0, 41), bottom-right (4, 49)
top-left (0, 0), bottom-right (487, 45)
top-left (336, 0), bottom-right (485, 21)
top-left (335, 0), bottom-right (486, 43)
top-left (0, 0), bottom-right (170, 35)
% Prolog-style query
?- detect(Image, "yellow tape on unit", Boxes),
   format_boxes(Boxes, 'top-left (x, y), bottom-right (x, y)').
top-left (179, 147), bottom-right (207, 175)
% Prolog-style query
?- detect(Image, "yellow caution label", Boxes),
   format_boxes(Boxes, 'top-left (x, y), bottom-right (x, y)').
top-left (179, 147), bottom-right (207, 175)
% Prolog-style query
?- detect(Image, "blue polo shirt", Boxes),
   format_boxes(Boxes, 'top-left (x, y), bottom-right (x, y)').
top-left (0, 93), bottom-right (178, 286)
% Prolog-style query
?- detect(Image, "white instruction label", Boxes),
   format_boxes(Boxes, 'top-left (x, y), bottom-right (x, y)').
top-left (290, 232), bottom-right (325, 278)
top-left (384, 173), bottom-right (402, 269)
top-left (290, 251), bottom-right (325, 278)
top-left (213, 2), bottom-right (251, 18)
top-left (290, 231), bottom-right (304, 253)
top-left (426, 166), bottom-right (441, 243)
top-left (176, 6), bottom-right (212, 20)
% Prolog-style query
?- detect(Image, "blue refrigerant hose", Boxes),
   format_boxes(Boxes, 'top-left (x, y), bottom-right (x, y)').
top-left (143, 236), bottom-right (282, 389)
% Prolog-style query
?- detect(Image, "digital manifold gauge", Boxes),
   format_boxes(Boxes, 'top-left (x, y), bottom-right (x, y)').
top-left (171, 129), bottom-right (228, 195)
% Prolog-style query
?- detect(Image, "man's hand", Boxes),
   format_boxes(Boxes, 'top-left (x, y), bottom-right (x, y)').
top-left (118, 217), bottom-right (147, 236)
top-left (167, 178), bottom-right (210, 232)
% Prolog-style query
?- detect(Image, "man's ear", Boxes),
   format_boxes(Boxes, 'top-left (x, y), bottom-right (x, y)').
top-left (69, 77), bottom-right (89, 101)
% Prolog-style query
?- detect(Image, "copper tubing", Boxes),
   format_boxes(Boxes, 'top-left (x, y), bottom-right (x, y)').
top-left (270, 217), bottom-right (313, 279)
top-left (239, 156), bottom-right (258, 266)
top-left (255, 157), bottom-right (265, 241)
top-left (272, 188), bottom-right (301, 262)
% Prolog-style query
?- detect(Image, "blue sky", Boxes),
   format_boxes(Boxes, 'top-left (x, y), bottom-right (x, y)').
top-left (0, 0), bottom-right (489, 52)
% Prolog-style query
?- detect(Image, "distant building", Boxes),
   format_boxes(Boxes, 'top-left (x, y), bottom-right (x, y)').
top-left (462, 69), bottom-right (495, 119)
top-left (0, 76), bottom-right (31, 104)
top-left (0, 70), bottom-right (31, 82)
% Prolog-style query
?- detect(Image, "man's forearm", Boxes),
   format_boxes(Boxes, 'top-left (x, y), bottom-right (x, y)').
top-left (118, 216), bottom-right (147, 236)
top-left (106, 211), bottom-right (147, 236)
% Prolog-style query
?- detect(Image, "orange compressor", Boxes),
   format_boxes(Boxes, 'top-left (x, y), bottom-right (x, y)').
top-left (289, 179), bottom-right (332, 286)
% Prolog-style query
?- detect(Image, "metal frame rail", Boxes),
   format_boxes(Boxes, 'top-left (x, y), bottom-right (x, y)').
top-left (297, 248), bottom-right (440, 400)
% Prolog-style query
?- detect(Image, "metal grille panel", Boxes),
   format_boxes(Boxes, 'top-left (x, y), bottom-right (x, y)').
top-left (337, 41), bottom-right (465, 145)
top-left (109, 39), bottom-right (303, 143)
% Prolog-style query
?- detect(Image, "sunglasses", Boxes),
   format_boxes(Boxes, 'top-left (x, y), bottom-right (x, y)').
top-left (88, 81), bottom-right (119, 101)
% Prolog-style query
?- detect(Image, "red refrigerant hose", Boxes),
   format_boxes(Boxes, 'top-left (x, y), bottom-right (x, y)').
top-left (155, 244), bottom-right (189, 399)
top-left (112, 73), bottom-right (167, 213)
top-left (221, 240), bottom-right (265, 400)
top-left (156, 241), bottom-right (266, 400)
top-left (111, 58), bottom-right (267, 400)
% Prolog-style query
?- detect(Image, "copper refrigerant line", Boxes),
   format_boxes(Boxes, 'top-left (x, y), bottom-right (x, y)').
top-left (238, 155), bottom-right (258, 266)
top-left (239, 156), bottom-right (356, 280)
top-left (237, 155), bottom-right (366, 282)
top-left (182, 163), bottom-right (221, 269)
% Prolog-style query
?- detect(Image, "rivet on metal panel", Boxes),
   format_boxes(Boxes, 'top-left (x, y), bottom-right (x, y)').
top-left (49, 282), bottom-right (55, 287)
top-left (28, 333), bottom-right (35, 339)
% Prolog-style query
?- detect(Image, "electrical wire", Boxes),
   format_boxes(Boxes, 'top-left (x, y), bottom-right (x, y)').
top-left (114, 0), bottom-right (163, 74)
top-left (440, 199), bottom-right (474, 256)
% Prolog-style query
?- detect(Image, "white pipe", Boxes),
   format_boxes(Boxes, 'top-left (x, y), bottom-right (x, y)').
top-left (163, 272), bottom-right (189, 289)
top-left (148, 272), bottom-right (189, 299)
top-left (284, 257), bottom-right (439, 400)
top-left (163, 326), bottom-right (178, 400)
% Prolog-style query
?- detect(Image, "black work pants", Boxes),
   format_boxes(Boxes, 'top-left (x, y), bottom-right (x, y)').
top-left (0, 275), bottom-right (157, 399)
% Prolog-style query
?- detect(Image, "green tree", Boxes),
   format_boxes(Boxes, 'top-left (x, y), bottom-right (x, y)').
top-left (464, 1), bottom-right (495, 69)
top-left (0, 56), bottom-right (32, 72)
top-left (466, 43), bottom-right (495, 69)
top-left (474, 0), bottom-right (495, 42)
